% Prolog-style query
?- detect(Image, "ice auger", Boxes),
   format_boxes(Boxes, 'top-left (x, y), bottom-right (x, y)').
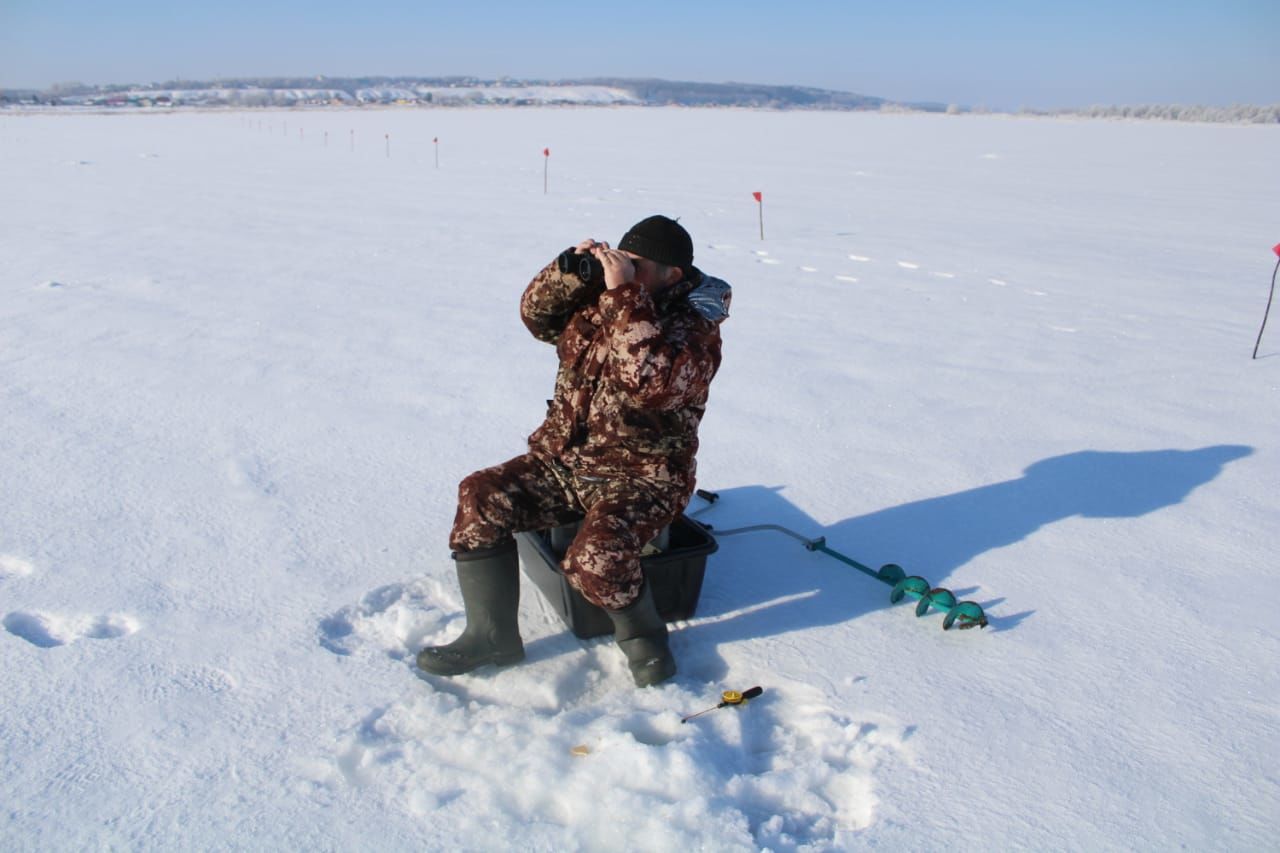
top-left (690, 489), bottom-right (988, 630)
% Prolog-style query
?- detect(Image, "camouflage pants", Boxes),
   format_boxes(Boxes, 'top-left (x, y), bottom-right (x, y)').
top-left (450, 453), bottom-right (685, 610)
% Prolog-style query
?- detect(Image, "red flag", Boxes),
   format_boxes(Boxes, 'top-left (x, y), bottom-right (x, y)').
top-left (1273, 242), bottom-right (1280, 257)
top-left (433, 137), bottom-right (438, 143)
top-left (752, 191), bottom-right (762, 202)
top-left (543, 147), bottom-right (550, 156)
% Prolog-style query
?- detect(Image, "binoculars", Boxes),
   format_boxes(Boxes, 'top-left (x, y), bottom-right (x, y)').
top-left (557, 248), bottom-right (606, 286)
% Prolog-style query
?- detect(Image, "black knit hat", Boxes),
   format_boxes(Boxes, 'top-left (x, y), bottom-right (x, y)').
top-left (619, 215), bottom-right (693, 270)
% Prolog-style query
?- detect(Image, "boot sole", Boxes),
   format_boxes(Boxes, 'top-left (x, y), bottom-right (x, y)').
top-left (416, 648), bottom-right (525, 677)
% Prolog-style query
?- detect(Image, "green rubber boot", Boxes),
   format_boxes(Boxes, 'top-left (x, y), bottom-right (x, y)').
top-left (607, 583), bottom-right (677, 687)
top-left (416, 540), bottom-right (525, 676)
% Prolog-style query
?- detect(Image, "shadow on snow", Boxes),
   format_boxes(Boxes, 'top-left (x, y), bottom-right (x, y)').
top-left (679, 444), bottom-right (1252, 654)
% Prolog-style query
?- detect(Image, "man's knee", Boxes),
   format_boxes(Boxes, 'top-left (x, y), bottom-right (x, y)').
top-left (563, 515), bottom-right (644, 610)
top-left (457, 468), bottom-right (493, 508)
top-left (566, 564), bottom-right (642, 611)
top-left (450, 469), bottom-right (514, 552)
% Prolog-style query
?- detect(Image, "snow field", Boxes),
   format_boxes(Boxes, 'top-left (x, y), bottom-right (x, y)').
top-left (1, 107), bottom-right (1277, 850)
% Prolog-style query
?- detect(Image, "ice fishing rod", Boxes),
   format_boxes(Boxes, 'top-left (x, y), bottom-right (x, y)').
top-left (690, 490), bottom-right (987, 630)
top-left (681, 686), bottom-right (764, 723)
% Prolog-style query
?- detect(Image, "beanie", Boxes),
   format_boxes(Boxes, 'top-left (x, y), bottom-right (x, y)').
top-left (618, 215), bottom-right (694, 270)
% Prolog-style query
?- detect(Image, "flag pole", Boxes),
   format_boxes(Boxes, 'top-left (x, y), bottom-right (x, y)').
top-left (1253, 244), bottom-right (1280, 359)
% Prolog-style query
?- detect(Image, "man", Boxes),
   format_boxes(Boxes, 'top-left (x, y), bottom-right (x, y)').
top-left (417, 215), bottom-right (731, 687)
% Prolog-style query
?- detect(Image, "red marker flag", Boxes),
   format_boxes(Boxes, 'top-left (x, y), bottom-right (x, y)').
top-left (543, 147), bottom-right (550, 157)
top-left (753, 191), bottom-right (764, 239)
top-left (752, 191), bottom-right (762, 202)
top-left (1273, 242), bottom-right (1280, 257)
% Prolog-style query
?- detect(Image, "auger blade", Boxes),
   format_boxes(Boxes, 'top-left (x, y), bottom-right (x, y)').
top-left (890, 575), bottom-right (931, 604)
top-left (915, 587), bottom-right (957, 617)
top-left (877, 563), bottom-right (906, 584)
top-left (943, 601), bottom-right (988, 630)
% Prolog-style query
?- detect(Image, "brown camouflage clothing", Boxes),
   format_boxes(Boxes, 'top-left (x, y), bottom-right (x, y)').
top-left (451, 453), bottom-right (685, 609)
top-left (449, 257), bottom-right (728, 609)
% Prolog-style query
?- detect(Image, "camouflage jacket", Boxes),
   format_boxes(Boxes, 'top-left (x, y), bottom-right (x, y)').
top-left (520, 257), bottom-right (731, 492)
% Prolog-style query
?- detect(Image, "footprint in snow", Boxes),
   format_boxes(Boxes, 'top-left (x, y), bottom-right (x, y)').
top-left (3, 610), bottom-right (140, 648)
top-left (327, 681), bottom-right (914, 847)
top-left (0, 555), bottom-right (35, 578)
top-left (319, 579), bottom-right (452, 659)
top-left (224, 453), bottom-right (279, 499)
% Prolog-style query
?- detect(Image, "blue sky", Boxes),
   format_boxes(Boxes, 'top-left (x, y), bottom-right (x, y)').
top-left (1, 1), bottom-right (1276, 108)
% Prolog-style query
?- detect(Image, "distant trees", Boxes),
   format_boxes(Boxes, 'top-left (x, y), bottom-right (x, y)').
top-left (1036, 104), bottom-right (1280, 124)
top-left (6, 75), bottom-right (1277, 123)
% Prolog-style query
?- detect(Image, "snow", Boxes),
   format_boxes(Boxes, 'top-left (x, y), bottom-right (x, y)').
top-left (1, 106), bottom-right (1277, 850)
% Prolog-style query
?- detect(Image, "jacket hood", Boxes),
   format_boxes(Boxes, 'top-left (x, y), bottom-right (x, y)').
top-left (685, 271), bottom-right (732, 324)
top-left (655, 268), bottom-right (731, 324)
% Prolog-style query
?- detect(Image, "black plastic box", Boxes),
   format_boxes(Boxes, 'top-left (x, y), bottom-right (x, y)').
top-left (517, 514), bottom-right (718, 638)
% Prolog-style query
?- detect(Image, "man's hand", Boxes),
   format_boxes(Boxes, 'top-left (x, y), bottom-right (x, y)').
top-left (591, 246), bottom-right (636, 290)
top-left (575, 238), bottom-right (608, 254)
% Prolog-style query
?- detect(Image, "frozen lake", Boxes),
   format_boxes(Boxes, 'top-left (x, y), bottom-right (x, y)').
top-left (1, 107), bottom-right (1277, 850)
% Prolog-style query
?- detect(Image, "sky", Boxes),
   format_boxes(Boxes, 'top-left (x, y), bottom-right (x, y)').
top-left (1, 0), bottom-right (1276, 109)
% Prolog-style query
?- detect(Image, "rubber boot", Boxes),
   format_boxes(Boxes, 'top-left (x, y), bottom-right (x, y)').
top-left (606, 583), bottom-right (676, 687)
top-left (416, 540), bottom-right (525, 676)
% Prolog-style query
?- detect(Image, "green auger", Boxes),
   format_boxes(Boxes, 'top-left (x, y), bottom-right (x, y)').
top-left (691, 490), bottom-right (988, 630)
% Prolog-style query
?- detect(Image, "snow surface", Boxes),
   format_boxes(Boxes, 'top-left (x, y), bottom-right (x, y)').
top-left (1, 107), bottom-right (1277, 851)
